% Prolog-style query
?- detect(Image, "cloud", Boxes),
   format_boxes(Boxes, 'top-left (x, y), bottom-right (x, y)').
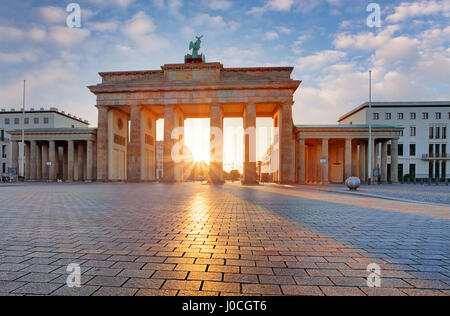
top-left (275, 26), bottom-right (293, 34)
top-left (386, 0), bottom-right (450, 23)
top-left (122, 11), bottom-right (167, 53)
top-left (86, 0), bottom-right (135, 7)
top-left (293, 22), bottom-right (450, 125)
top-left (88, 21), bottom-right (119, 32)
top-left (296, 50), bottom-right (346, 72)
top-left (0, 26), bottom-right (24, 40)
top-left (248, 0), bottom-right (320, 15)
top-left (39, 6), bottom-right (67, 24)
top-left (123, 11), bottom-right (156, 37)
top-left (0, 50), bottom-right (40, 64)
top-left (153, 0), bottom-right (183, 16)
top-left (192, 14), bottom-right (239, 31)
top-left (203, 0), bottom-right (232, 10)
top-left (333, 25), bottom-right (401, 51)
top-left (49, 26), bottom-right (91, 47)
top-left (265, 31), bottom-right (279, 40)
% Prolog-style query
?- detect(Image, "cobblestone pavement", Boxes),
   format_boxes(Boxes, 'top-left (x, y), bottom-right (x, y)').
top-left (295, 183), bottom-right (450, 206)
top-left (0, 183), bottom-right (448, 296)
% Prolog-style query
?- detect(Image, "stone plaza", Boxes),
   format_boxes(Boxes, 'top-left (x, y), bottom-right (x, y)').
top-left (0, 182), bottom-right (448, 296)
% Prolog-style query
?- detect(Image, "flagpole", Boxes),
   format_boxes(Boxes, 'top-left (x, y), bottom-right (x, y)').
top-left (21, 80), bottom-right (26, 180)
top-left (368, 71), bottom-right (372, 185)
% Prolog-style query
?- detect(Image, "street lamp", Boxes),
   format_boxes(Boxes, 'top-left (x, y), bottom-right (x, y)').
top-left (21, 80), bottom-right (26, 181)
top-left (368, 71), bottom-right (373, 185)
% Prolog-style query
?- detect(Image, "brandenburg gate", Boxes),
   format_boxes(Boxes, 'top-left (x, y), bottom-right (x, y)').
top-left (88, 47), bottom-right (301, 184)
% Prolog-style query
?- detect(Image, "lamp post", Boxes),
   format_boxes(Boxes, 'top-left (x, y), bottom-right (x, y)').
top-left (21, 80), bottom-right (26, 180)
top-left (368, 71), bottom-right (373, 185)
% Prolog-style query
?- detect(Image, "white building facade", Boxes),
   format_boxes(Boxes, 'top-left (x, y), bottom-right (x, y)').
top-left (0, 107), bottom-right (89, 176)
top-left (339, 102), bottom-right (449, 181)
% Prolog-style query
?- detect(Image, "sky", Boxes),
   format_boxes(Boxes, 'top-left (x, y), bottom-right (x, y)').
top-left (0, 0), bottom-right (449, 165)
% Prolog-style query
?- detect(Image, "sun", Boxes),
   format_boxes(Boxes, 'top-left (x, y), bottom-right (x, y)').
top-left (184, 119), bottom-right (210, 164)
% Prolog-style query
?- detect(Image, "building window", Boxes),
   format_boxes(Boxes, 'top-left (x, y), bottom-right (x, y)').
top-left (398, 144), bottom-right (404, 156)
top-left (385, 113), bottom-right (391, 120)
top-left (410, 113), bottom-right (416, 120)
top-left (373, 113), bottom-right (379, 120)
top-left (443, 127), bottom-right (447, 139)
top-left (422, 113), bottom-right (429, 120)
top-left (44, 117), bottom-right (49, 124)
top-left (33, 118), bottom-right (39, 124)
top-left (410, 144), bottom-right (416, 156)
top-left (436, 127), bottom-right (440, 139)
top-left (410, 126), bottom-right (416, 137)
top-left (24, 118), bottom-right (29, 125)
top-left (14, 118), bottom-right (20, 125)
top-left (397, 113), bottom-right (404, 120)
top-left (435, 112), bottom-right (441, 120)
top-left (387, 144), bottom-right (391, 156)
top-left (429, 127), bottom-right (434, 139)
top-left (4, 118), bottom-right (9, 125)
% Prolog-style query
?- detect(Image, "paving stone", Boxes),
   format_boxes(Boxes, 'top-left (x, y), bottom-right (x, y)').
top-left (152, 270), bottom-right (188, 280)
top-left (17, 272), bottom-right (61, 283)
top-left (92, 287), bottom-right (138, 296)
top-left (242, 284), bottom-right (282, 295)
top-left (281, 285), bottom-right (324, 296)
top-left (187, 272), bottom-right (222, 282)
top-left (0, 281), bottom-right (27, 293)
top-left (202, 281), bottom-right (240, 293)
top-left (51, 285), bottom-right (100, 296)
top-left (163, 280), bottom-right (202, 291)
top-left (136, 289), bottom-right (178, 296)
top-left (13, 282), bottom-right (63, 295)
top-left (123, 278), bottom-right (164, 289)
top-left (320, 286), bottom-right (366, 296)
top-left (118, 269), bottom-right (154, 279)
top-left (0, 183), bottom-right (448, 296)
top-left (87, 276), bottom-right (129, 287)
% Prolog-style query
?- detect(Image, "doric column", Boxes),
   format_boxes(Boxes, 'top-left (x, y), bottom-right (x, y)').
top-left (68, 140), bottom-right (74, 182)
top-left (97, 106), bottom-right (109, 181)
top-left (128, 105), bottom-right (143, 182)
top-left (62, 145), bottom-right (68, 181)
top-left (36, 144), bottom-right (42, 180)
top-left (391, 139), bottom-right (399, 183)
top-left (163, 105), bottom-right (176, 182)
top-left (11, 141), bottom-right (18, 178)
top-left (49, 141), bottom-right (56, 181)
top-left (359, 143), bottom-right (367, 182)
top-left (86, 140), bottom-right (93, 182)
top-left (322, 138), bottom-right (329, 184)
top-left (381, 140), bottom-right (388, 183)
top-left (278, 102), bottom-right (295, 184)
top-left (298, 139), bottom-right (306, 184)
top-left (209, 103), bottom-right (224, 184)
top-left (25, 142), bottom-right (30, 180)
top-left (77, 142), bottom-right (84, 181)
top-left (42, 143), bottom-right (48, 180)
top-left (344, 138), bottom-right (352, 179)
top-left (243, 102), bottom-right (257, 185)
